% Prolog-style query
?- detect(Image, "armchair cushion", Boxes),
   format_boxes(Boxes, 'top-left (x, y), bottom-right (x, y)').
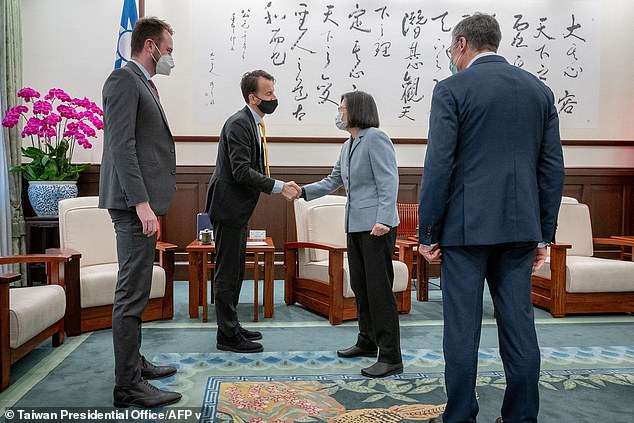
top-left (10, 285), bottom-right (65, 349)
top-left (556, 202), bottom-right (594, 257)
top-left (80, 263), bottom-right (166, 308)
top-left (306, 203), bottom-right (346, 262)
top-left (301, 259), bottom-right (409, 298)
top-left (59, 197), bottom-right (118, 267)
top-left (534, 256), bottom-right (634, 293)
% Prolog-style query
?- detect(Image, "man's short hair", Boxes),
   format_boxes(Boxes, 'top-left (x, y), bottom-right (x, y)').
top-left (131, 17), bottom-right (174, 56)
top-left (341, 91), bottom-right (380, 129)
top-left (241, 70), bottom-right (275, 103)
top-left (452, 13), bottom-right (501, 52)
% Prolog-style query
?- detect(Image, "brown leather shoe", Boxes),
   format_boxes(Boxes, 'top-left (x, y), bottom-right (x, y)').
top-left (361, 361), bottom-right (403, 378)
top-left (337, 345), bottom-right (377, 358)
top-left (140, 356), bottom-right (177, 380)
top-left (113, 379), bottom-right (181, 408)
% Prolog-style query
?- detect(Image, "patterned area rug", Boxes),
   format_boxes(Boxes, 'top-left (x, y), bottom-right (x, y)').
top-left (201, 369), bottom-right (634, 422)
top-left (149, 347), bottom-right (634, 421)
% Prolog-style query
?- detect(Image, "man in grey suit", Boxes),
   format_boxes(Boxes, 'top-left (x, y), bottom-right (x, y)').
top-left (418, 14), bottom-right (564, 423)
top-left (99, 17), bottom-right (181, 408)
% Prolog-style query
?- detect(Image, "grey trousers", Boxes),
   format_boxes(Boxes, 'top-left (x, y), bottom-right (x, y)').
top-left (109, 209), bottom-right (157, 387)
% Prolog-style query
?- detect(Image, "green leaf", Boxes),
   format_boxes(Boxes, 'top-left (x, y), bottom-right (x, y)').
top-left (362, 393), bottom-right (386, 402)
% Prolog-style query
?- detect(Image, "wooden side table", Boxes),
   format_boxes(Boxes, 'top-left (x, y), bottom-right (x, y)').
top-left (25, 216), bottom-right (60, 285)
top-left (186, 237), bottom-right (276, 322)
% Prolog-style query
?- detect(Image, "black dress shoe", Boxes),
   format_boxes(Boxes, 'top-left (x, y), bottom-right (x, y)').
top-left (217, 332), bottom-right (263, 353)
top-left (361, 361), bottom-right (403, 378)
top-left (140, 356), bottom-right (177, 380)
top-left (337, 345), bottom-right (377, 358)
top-left (239, 325), bottom-right (262, 340)
top-left (113, 379), bottom-right (181, 408)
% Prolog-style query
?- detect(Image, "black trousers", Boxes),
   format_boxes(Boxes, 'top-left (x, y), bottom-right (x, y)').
top-left (346, 227), bottom-right (401, 364)
top-left (441, 243), bottom-right (540, 423)
top-left (213, 221), bottom-right (248, 338)
top-left (109, 209), bottom-right (157, 387)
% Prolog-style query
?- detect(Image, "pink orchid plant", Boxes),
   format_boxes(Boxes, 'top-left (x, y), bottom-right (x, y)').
top-left (2, 87), bottom-right (103, 181)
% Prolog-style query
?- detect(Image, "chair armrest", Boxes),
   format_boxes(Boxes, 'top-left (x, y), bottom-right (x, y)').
top-left (0, 251), bottom-right (76, 265)
top-left (46, 247), bottom-right (82, 257)
top-left (0, 251), bottom-right (80, 289)
top-left (284, 241), bottom-right (347, 253)
top-left (156, 241), bottom-right (178, 252)
top-left (0, 274), bottom-right (21, 285)
top-left (396, 239), bottom-right (418, 248)
top-left (593, 237), bottom-right (634, 247)
top-left (548, 243), bottom-right (572, 251)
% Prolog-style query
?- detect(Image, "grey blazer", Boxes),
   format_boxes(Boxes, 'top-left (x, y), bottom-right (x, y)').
top-left (304, 127), bottom-right (399, 233)
top-left (99, 62), bottom-right (176, 215)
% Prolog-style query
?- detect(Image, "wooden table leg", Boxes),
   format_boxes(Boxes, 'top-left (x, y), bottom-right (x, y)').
top-left (253, 252), bottom-right (260, 322)
top-left (188, 251), bottom-right (201, 318)
top-left (416, 252), bottom-right (423, 302)
top-left (421, 257), bottom-right (430, 302)
top-left (264, 250), bottom-right (274, 318)
top-left (201, 251), bottom-right (209, 323)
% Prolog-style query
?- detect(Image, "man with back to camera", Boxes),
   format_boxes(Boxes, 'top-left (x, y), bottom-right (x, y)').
top-left (100, 17), bottom-right (181, 408)
top-left (418, 13), bottom-right (564, 423)
top-left (205, 70), bottom-right (300, 353)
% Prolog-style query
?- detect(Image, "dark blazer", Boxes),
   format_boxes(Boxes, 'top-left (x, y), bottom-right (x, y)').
top-left (99, 62), bottom-right (176, 215)
top-left (205, 106), bottom-right (275, 226)
top-left (419, 55), bottom-right (564, 246)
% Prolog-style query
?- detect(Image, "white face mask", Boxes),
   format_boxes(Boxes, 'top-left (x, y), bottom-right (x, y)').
top-left (151, 42), bottom-right (175, 76)
top-left (335, 111), bottom-right (347, 130)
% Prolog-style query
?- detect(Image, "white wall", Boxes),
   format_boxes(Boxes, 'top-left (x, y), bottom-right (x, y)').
top-left (20, 0), bottom-right (634, 168)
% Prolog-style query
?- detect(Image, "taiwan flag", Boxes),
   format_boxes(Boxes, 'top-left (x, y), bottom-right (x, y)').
top-left (114, 0), bottom-right (139, 69)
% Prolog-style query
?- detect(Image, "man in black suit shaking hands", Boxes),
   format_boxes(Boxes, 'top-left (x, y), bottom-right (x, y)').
top-left (206, 70), bottom-right (299, 353)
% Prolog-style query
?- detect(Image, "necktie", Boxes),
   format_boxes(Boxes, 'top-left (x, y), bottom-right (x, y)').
top-left (259, 121), bottom-right (270, 177)
top-left (148, 79), bottom-right (160, 100)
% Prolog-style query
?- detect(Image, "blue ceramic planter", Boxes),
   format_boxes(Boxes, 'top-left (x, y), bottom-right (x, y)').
top-left (27, 181), bottom-right (78, 217)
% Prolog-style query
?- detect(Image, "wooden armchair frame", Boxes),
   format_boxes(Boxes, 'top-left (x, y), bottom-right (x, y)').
top-left (49, 242), bottom-right (177, 336)
top-left (284, 240), bottom-right (413, 325)
top-left (0, 252), bottom-right (78, 391)
top-left (531, 237), bottom-right (634, 317)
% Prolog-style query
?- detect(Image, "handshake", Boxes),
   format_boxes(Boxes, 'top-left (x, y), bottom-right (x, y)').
top-left (281, 181), bottom-right (302, 202)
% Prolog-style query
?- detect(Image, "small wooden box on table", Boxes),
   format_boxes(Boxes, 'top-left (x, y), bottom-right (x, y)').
top-left (186, 237), bottom-right (275, 323)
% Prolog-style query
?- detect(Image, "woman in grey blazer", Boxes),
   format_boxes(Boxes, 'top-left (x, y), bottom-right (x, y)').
top-left (300, 91), bottom-right (402, 378)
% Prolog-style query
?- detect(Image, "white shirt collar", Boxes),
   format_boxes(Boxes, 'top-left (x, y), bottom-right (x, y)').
top-left (247, 104), bottom-right (263, 126)
top-left (130, 59), bottom-right (152, 80)
top-left (467, 51), bottom-right (497, 68)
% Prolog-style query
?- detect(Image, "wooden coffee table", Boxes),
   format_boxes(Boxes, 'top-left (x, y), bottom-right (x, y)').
top-left (186, 237), bottom-right (276, 322)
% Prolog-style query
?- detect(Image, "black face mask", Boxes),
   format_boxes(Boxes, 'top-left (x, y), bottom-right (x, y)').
top-left (255, 96), bottom-right (278, 114)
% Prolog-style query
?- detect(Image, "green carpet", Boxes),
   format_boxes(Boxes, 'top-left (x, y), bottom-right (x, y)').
top-left (2, 280), bottom-right (634, 422)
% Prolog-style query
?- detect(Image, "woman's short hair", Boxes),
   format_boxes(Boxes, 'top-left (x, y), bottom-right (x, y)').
top-left (240, 70), bottom-right (275, 103)
top-left (341, 91), bottom-right (380, 129)
top-left (131, 17), bottom-right (174, 56)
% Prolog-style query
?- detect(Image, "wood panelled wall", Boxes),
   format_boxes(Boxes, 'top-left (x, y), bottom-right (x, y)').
top-left (74, 166), bottom-right (634, 279)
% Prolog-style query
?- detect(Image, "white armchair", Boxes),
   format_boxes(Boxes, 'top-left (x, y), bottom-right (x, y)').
top-left (531, 200), bottom-right (634, 316)
top-left (284, 195), bottom-right (412, 325)
top-left (1, 252), bottom-right (75, 391)
top-left (56, 196), bottom-right (177, 335)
